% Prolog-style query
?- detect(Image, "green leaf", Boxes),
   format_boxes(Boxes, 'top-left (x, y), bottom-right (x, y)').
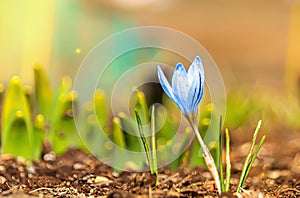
top-left (32, 114), bottom-right (45, 159)
top-left (118, 112), bottom-right (141, 152)
top-left (50, 77), bottom-right (77, 154)
top-left (241, 135), bottom-right (265, 188)
top-left (237, 120), bottom-right (264, 192)
top-left (34, 64), bottom-right (53, 119)
top-left (225, 128), bottom-right (231, 192)
top-left (218, 117), bottom-right (225, 192)
top-left (112, 117), bottom-right (127, 172)
top-left (150, 106), bottom-right (158, 184)
top-left (135, 109), bottom-right (153, 171)
top-left (134, 91), bottom-right (149, 127)
top-left (2, 111), bottom-right (32, 159)
top-left (94, 89), bottom-right (108, 130)
top-left (1, 76), bottom-right (33, 159)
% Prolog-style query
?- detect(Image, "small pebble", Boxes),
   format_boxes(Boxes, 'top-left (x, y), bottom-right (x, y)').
top-left (27, 166), bottom-right (36, 174)
top-left (112, 171), bottom-right (119, 178)
top-left (0, 165), bottom-right (6, 172)
top-left (43, 152), bottom-right (56, 161)
top-left (94, 176), bottom-right (111, 183)
top-left (73, 163), bottom-right (85, 170)
top-left (0, 176), bottom-right (6, 184)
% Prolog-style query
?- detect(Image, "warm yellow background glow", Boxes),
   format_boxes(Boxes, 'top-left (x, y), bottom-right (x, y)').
top-left (285, 1), bottom-right (300, 96)
top-left (0, 0), bottom-right (55, 84)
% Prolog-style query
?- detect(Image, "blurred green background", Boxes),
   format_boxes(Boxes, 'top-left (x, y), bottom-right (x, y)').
top-left (0, 0), bottom-right (299, 132)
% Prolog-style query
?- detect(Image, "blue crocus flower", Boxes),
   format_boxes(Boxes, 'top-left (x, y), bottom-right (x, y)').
top-left (157, 56), bottom-right (205, 117)
top-left (157, 56), bottom-right (221, 194)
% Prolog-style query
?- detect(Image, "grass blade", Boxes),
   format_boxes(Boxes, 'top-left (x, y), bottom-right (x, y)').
top-left (240, 135), bottom-right (266, 187)
top-left (32, 114), bottom-right (45, 159)
top-left (34, 64), bottom-right (53, 119)
top-left (135, 109), bottom-right (153, 172)
top-left (150, 106), bottom-right (158, 184)
top-left (218, 116), bottom-right (225, 192)
top-left (112, 117), bottom-right (127, 172)
top-left (225, 128), bottom-right (231, 192)
top-left (94, 89), bottom-right (108, 130)
top-left (118, 112), bottom-right (141, 152)
top-left (237, 120), bottom-right (262, 192)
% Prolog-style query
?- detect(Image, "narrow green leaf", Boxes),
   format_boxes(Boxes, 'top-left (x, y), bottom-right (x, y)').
top-left (240, 135), bottom-right (266, 187)
top-left (118, 112), bottom-right (141, 152)
top-left (34, 64), bottom-right (53, 119)
top-left (150, 106), bottom-right (158, 184)
top-left (112, 117), bottom-right (127, 172)
top-left (94, 89), bottom-right (108, 130)
top-left (134, 91), bottom-right (149, 127)
top-left (50, 77), bottom-right (76, 154)
top-left (32, 114), bottom-right (45, 159)
top-left (237, 120), bottom-right (262, 192)
top-left (112, 117), bottom-right (126, 148)
top-left (225, 128), bottom-right (231, 192)
top-left (135, 109), bottom-right (153, 172)
top-left (218, 116), bottom-right (225, 192)
top-left (23, 85), bottom-right (34, 112)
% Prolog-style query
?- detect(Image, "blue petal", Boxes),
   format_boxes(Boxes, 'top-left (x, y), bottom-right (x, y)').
top-left (188, 71), bottom-right (204, 113)
top-left (187, 71), bottom-right (201, 113)
top-left (172, 68), bottom-right (190, 115)
top-left (157, 66), bottom-right (176, 102)
top-left (174, 63), bottom-right (188, 81)
top-left (194, 75), bottom-right (204, 109)
top-left (188, 56), bottom-right (204, 83)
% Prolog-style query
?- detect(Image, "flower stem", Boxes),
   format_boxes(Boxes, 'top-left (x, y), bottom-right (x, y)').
top-left (187, 117), bottom-right (221, 195)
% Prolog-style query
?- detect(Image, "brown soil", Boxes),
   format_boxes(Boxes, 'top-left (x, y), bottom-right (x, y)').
top-left (0, 132), bottom-right (299, 198)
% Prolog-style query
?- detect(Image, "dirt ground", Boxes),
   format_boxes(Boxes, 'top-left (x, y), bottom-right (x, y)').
top-left (0, 130), bottom-right (299, 198)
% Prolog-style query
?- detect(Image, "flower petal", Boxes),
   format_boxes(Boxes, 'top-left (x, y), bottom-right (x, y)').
top-left (172, 67), bottom-right (190, 115)
top-left (187, 75), bottom-right (199, 113)
top-left (173, 63), bottom-right (188, 82)
top-left (157, 66), bottom-right (175, 102)
top-left (188, 56), bottom-right (204, 83)
top-left (187, 71), bottom-right (204, 113)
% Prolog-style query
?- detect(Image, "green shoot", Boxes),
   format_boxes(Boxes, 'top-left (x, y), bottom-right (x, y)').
top-left (218, 116), bottom-right (225, 192)
top-left (32, 114), bottom-right (45, 159)
top-left (225, 128), bottom-right (231, 192)
top-left (94, 89), bottom-right (108, 131)
top-left (135, 109), bottom-right (158, 184)
top-left (237, 120), bottom-right (265, 192)
top-left (240, 135), bottom-right (266, 188)
top-left (150, 106), bottom-right (158, 184)
top-left (219, 116), bottom-right (232, 193)
top-left (1, 76), bottom-right (34, 159)
top-left (135, 109), bottom-right (153, 170)
top-left (34, 64), bottom-right (53, 120)
top-left (2, 111), bottom-right (32, 159)
top-left (112, 117), bottom-right (127, 172)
